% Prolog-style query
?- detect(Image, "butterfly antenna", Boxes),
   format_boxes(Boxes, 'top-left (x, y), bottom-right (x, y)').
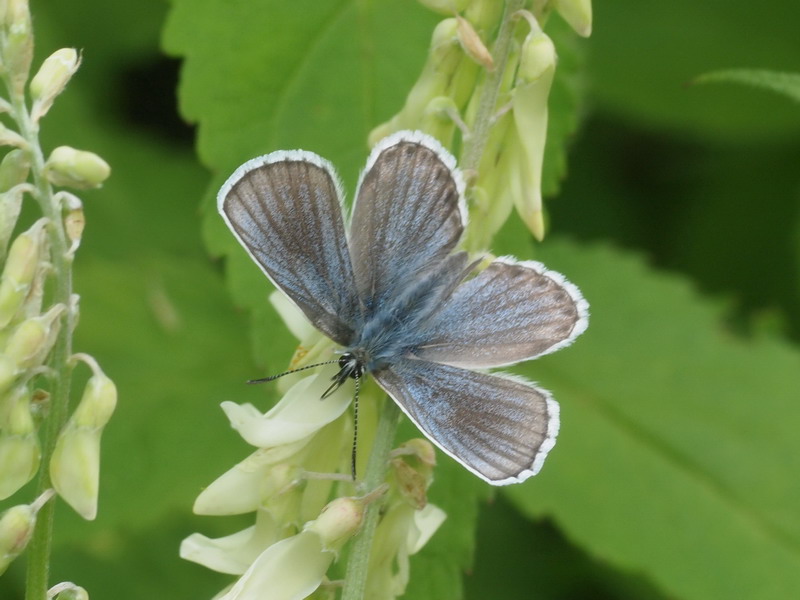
top-left (351, 371), bottom-right (361, 482)
top-left (247, 359), bottom-right (340, 384)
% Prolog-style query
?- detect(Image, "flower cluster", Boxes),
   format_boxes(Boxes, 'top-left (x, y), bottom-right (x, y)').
top-left (372, 0), bottom-right (592, 249)
top-left (0, 0), bottom-right (113, 584)
top-left (182, 293), bottom-right (445, 599)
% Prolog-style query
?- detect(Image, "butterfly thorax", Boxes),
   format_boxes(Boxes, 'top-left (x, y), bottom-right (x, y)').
top-left (344, 252), bottom-right (473, 375)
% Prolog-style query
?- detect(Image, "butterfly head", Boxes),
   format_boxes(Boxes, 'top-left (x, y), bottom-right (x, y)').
top-left (321, 351), bottom-right (365, 399)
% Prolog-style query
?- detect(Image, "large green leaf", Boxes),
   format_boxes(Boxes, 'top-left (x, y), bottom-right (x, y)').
top-left (492, 226), bottom-right (800, 600)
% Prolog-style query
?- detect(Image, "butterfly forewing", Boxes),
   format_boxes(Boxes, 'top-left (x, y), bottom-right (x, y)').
top-left (374, 358), bottom-right (559, 485)
top-left (415, 259), bottom-right (588, 369)
top-left (218, 154), bottom-right (361, 345)
top-left (349, 132), bottom-right (466, 314)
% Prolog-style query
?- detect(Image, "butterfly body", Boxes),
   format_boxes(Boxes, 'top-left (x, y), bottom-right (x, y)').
top-left (219, 131), bottom-right (588, 485)
top-left (346, 251), bottom-right (473, 375)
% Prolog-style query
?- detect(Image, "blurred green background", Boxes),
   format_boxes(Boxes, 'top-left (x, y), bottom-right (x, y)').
top-left (1, 0), bottom-right (799, 599)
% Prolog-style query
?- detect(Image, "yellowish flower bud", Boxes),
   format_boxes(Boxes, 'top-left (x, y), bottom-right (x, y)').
top-left (0, 387), bottom-right (41, 499)
top-left (44, 146), bottom-right (110, 190)
top-left (50, 367), bottom-right (117, 519)
top-left (50, 427), bottom-right (98, 520)
top-left (554, 0), bottom-right (593, 37)
top-left (0, 148), bottom-right (31, 191)
top-left (0, 503), bottom-right (35, 575)
top-left (73, 369), bottom-right (117, 429)
top-left (0, 186), bottom-right (27, 259)
top-left (305, 496), bottom-right (364, 552)
top-left (4, 305), bottom-right (63, 369)
top-left (511, 18), bottom-right (556, 241)
top-left (0, 218), bottom-right (44, 328)
top-left (0, 123), bottom-right (27, 148)
top-left (48, 583), bottom-right (89, 600)
top-left (30, 48), bottom-right (81, 122)
top-left (2, 0), bottom-right (33, 97)
top-left (456, 16), bottom-right (494, 70)
top-left (0, 355), bottom-right (17, 395)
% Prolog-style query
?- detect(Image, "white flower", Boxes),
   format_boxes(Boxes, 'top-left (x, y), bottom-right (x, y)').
top-left (217, 497), bottom-right (364, 600)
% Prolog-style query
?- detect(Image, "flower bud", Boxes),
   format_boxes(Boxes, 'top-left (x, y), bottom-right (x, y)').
top-left (44, 146), bottom-right (110, 190)
top-left (2, 0), bottom-right (33, 98)
top-left (0, 354), bottom-right (17, 395)
top-left (50, 584), bottom-right (89, 600)
top-left (511, 19), bottom-right (556, 241)
top-left (0, 148), bottom-right (31, 191)
top-left (0, 187), bottom-right (26, 259)
top-left (4, 305), bottom-right (63, 369)
top-left (0, 123), bottom-right (27, 148)
top-left (0, 218), bottom-right (44, 327)
top-left (30, 48), bottom-right (81, 122)
top-left (50, 369), bottom-right (117, 519)
top-left (456, 16), bottom-right (494, 70)
top-left (554, 0), bottom-right (593, 37)
top-left (0, 387), bottom-right (41, 499)
top-left (1, 218), bottom-right (42, 284)
top-left (0, 503), bottom-right (35, 575)
top-left (305, 496), bottom-right (364, 552)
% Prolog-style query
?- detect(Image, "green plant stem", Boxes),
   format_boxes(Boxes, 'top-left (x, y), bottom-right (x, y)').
top-left (341, 396), bottom-right (401, 600)
top-left (460, 0), bottom-right (526, 175)
top-left (5, 81), bottom-right (75, 600)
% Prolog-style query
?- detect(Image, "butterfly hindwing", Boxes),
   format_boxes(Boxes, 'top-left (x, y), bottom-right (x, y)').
top-left (219, 152), bottom-right (361, 345)
top-left (414, 258), bottom-right (589, 369)
top-left (374, 358), bottom-right (559, 485)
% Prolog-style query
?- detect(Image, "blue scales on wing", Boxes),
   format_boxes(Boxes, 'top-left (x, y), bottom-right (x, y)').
top-left (348, 132), bottom-right (466, 318)
top-left (374, 359), bottom-right (559, 485)
top-left (218, 152), bottom-right (362, 346)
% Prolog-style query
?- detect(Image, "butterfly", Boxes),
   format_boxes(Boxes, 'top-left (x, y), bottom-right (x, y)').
top-left (218, 130), bottom-right (588, 485)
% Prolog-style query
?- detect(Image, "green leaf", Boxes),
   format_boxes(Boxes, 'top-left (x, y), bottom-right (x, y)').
top-left (493, 227), bottom-right (800, 600)
top-left (692, 69), bottom-right (800, 104)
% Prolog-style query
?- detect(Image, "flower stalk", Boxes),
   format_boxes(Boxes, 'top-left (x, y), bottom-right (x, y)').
top-left (340, 397), bottom-right (401, 600)
top-left (0, 2), bottom-right (113, 597)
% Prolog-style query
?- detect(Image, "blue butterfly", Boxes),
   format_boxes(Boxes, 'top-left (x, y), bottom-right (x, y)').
top-left (218, 131), bottom-right (588, 485)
